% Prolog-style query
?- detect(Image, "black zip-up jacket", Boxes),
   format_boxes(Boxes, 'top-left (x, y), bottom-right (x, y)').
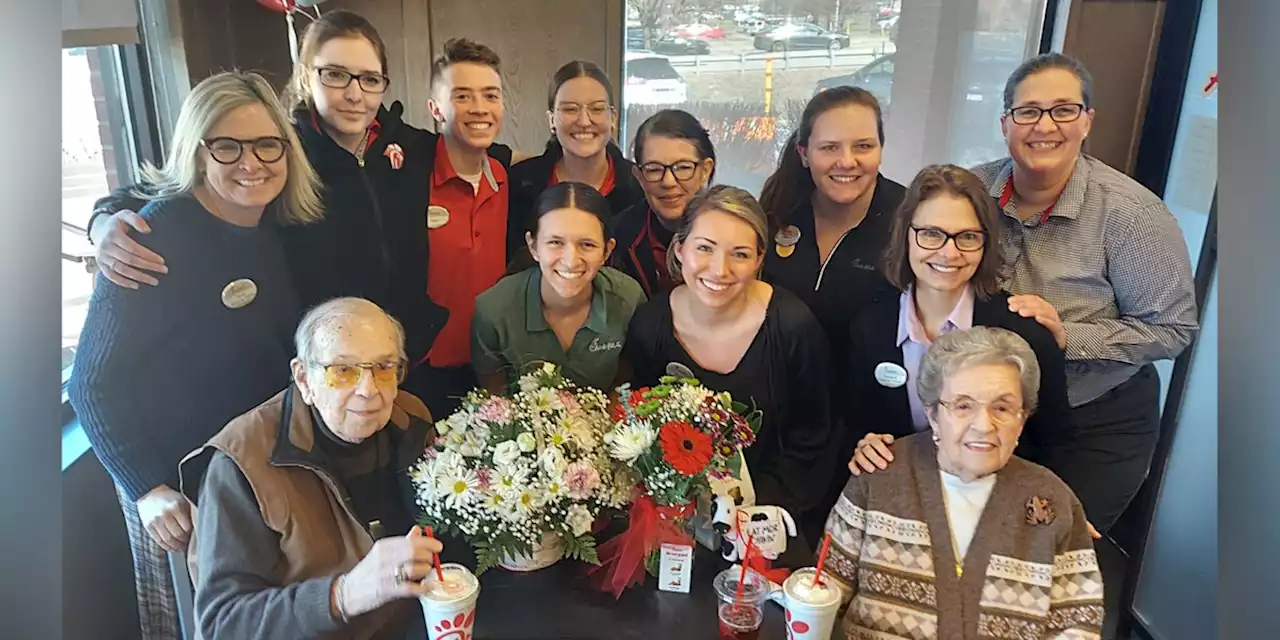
top-left (92, 102), bottom-right (514, 366)
top-left (508, 141), bottom-right (644, 247)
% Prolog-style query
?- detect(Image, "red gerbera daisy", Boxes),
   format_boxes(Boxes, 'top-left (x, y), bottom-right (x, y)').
top-left (659, 421), bottom-right (714, 476)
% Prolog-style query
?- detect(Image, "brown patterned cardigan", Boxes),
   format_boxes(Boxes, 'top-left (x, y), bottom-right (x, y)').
top-left (823, 433), bottom-right (1104, 639)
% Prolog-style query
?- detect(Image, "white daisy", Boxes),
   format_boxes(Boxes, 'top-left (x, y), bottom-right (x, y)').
top-left (438, 467), bottom-right (480, 509)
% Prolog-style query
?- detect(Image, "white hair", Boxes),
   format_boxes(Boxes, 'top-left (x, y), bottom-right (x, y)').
top-left (293, 297), bottom-right (406, 365)
top-left (917, 326), bottom-right (1041, 415)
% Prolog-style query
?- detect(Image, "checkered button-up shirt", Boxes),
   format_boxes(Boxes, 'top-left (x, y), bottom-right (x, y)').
top-left (970, 155), bottom-right (1199, 406)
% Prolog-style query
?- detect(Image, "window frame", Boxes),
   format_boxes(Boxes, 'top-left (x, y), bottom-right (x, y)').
top-left (61, 41), bottom-right (163, 407)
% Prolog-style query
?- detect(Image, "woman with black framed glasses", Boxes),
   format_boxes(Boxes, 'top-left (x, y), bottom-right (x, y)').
top-left (507, 61), bottom-right (644, 269)
top-left (610, 109), bottom-right (717, 297)
top-left (68, 71), bottom-right (320, 640)
top-left (799, 164), bottom-right (1076, 544)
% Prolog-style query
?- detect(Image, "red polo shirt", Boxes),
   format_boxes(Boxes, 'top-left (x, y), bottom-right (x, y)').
top-left (425, 136), bottom-right (509, 367)
top-left (550, 154), bottom-right (617, 195)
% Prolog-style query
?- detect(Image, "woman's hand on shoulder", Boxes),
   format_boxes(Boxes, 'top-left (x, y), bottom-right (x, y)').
top-left (92, 210), bottom-right (168, 289)
top-left (848, 433), bottom-right (895, 476)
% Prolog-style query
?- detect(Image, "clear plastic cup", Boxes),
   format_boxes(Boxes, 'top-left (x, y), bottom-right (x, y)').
top-left (713, 567), bottom-right (769, 640)
top-left (768, 567), bottom-right (842, 640)
top-left (419, 563), bottom-right (479, 640)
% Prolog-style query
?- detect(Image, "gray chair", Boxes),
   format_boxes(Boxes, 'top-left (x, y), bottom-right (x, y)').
top-left (169, 551), bottom-right (196, 640)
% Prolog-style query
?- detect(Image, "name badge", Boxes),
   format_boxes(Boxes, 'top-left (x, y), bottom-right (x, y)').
top-left (774, 224), bottom-right (800, 258)
top-left (666, 362), bottom-right (695, 379)
top-left (427, 205), bottom-right (450, 229)
top-left (874, 362), bottom-right (908, 388)
top-left (221, 278), bottom-right (258, 309)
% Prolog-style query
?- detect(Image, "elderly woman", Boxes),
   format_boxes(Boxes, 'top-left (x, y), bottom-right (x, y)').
top-left (823, 326), bottom-right (1103, 638)
top-left (67, 70), bottom-right (321, 639)
top-left (178, 298), bottom-right (441, 639)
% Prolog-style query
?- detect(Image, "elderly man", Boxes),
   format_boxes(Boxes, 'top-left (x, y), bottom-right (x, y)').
top-left (179, 298), bottom-right (443, 639)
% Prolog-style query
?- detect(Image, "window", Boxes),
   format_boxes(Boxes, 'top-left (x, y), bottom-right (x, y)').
top-left (621, 0), bottom-right (1048, 194)
top-left (61, 45), bottom-right (152, 386)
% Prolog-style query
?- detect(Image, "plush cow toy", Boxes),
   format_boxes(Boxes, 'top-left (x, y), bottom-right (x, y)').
top-left (711, 492), bottom-right (797, 562)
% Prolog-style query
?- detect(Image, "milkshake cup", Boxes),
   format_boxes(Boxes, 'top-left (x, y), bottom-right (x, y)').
top-left (713, 567), bottom-right (769, 640)
top-left (767, 567), bottom-right (841, 640)
top-left (419, 563), bottom-right (479, 640)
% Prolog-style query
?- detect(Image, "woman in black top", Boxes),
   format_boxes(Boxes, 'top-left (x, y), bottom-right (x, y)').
top-left (508, 60), bottom-right (644, 258)
top-left (625, 186), bottom-right (832, 553)
top-left (759, 87), bottom-right (906, 347)
top-left (610, 109), bottom-right (717, 297)
top-left (807, 165), bottom-right (1077, 540)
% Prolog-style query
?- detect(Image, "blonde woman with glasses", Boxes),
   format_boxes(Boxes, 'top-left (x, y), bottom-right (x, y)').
top-left (68, 70), bottom-right (319, 640)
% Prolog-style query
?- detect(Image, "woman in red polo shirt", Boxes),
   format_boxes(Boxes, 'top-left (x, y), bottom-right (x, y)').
top-left (508, 60), bottom-right (644, 266)
top-left (610, 109), bottom-right (717, 297)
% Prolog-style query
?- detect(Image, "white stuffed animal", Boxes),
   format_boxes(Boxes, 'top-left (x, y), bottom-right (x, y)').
top-left (712, 495), bottom-right (797, 562)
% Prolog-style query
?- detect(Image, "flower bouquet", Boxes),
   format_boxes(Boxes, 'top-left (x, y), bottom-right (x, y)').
top-left (589, 375), bottom-right (759, 598)
top-left (410, 363), bottom-right (631, 574)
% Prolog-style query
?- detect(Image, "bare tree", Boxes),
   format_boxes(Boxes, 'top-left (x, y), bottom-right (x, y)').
top-left (633, 0), bottom-right (695, 46)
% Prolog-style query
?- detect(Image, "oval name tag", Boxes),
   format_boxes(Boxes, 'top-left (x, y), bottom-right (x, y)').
top-left (874, 362), bottom-right (908, 388)
top-left (221, 278), bottom-right (258, 309)
top-left (426, 205), bottom-right (450, 229)
top-left (665, 362), bottom-right (695, 379)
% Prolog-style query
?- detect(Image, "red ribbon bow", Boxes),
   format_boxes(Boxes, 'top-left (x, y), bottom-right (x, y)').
top-left (588, 493), bottom-right (693, 599)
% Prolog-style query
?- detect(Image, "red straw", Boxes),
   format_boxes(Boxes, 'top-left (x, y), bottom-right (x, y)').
top-left (735, 534), bottom-right (755, 602)
top-left (812, 533), bottom-right (832, 587)
top-left (424, 526), bottom-right (445, 582)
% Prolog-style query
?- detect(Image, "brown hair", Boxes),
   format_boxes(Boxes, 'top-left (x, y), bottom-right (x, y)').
top-left (759, 86), bottom-right (885, 234)
top-left (283, 9), bottom-right (390, 113)
top-left (667, 185), bottom-right (768, 284)
top-left (431, 38), bottom-right (502, 93)
top-left (881, 164), bottom-right (1005, 300)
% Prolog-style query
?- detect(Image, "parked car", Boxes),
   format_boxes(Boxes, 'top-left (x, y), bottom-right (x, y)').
top-left (815, 53), bottom-right (895, 106)
top-left (626, 26), bottom-right (646, 50)
top-left (624, 52), bottom-right (687, 106)
top-left (673, 23), bottom-right (726, 39)
top-left (650, 35), bottom-right (711, 56)
top-left (753, 24), bottom-right (850, 52)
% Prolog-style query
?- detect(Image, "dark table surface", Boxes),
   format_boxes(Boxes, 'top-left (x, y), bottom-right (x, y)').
top-left (468, 546), bottom-right (791, 640)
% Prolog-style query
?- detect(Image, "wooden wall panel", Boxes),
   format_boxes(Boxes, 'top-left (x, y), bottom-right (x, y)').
top-left (1061, 0), bottom-right (1166, 174)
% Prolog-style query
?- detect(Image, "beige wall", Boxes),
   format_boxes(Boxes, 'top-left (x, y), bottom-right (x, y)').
top-left (326, 0), bottom-right (624, 152)
top-left (1059, 0), bottom-right (1166, 174)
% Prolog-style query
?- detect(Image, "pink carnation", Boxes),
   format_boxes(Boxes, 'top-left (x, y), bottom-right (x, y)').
top-left (477, 396), bottom-right (514, 424)
top-left (558, 390), bottom-right (582, 415)
top-left (563, 460), bottom-right (601, 500)
top-left (475, 467), bottom-right (493, 491)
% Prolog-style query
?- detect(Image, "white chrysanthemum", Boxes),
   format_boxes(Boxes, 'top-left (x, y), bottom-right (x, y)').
top-left (605, 422), bottom-right (656, 463)
top-left (492, 440), bottom-right (521, 466)
top-left (528, 387), bottom-right (562, 413)
top-left (566, 504), bottom-right (594, 537)
top-left (445, 411), bottom-right (473, 436)
top-left (438, 467), bottom-right (480, 508)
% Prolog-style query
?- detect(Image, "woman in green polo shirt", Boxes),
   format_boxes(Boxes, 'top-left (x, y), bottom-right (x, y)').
top-left (472, 181), bottom-right (646, 393)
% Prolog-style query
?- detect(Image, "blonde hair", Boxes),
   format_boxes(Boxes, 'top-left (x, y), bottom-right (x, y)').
top-left (666, 185), bottom-right (769, 284)
top-left (137, 71), bottom-right (323, 225)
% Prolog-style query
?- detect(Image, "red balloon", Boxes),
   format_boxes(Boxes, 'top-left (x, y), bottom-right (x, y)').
top-left (253, 0), bottom-right (296, 13)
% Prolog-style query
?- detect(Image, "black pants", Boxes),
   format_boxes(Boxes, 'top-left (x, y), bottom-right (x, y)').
top-left (1058, 364), bottom-right (1162, 533)
top-left (402, 363), bottom-right (478, 422)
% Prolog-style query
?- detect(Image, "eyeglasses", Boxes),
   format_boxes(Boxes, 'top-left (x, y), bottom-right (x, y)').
top-left (309, 360), bottom-right (406, 388)
top-left (910, 225), bottom-right (985, 252)
top-left (201, 137), bottom-right (289, 165)
top-left (315, 67), bottom-right (390, 94)
top-left (555, 102), bottom-right (613, 122)
top-left (1006, 103), bottom-right (1085, 126)
top-left (938, 397), bottom-right (1025, 426)
top-left (638, 160), bottom-right (701, 183)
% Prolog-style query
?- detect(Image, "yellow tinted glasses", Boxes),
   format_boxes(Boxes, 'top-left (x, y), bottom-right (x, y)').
top-left (310, 360), bottom-right (406, 388)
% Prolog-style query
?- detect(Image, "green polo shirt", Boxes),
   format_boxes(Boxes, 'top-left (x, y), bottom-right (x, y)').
top-left (471, 266), bottom-right (646, 392)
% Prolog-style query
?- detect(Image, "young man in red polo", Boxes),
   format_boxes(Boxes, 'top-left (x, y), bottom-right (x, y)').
top-left (404, 38), bottom-right (528, 418)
